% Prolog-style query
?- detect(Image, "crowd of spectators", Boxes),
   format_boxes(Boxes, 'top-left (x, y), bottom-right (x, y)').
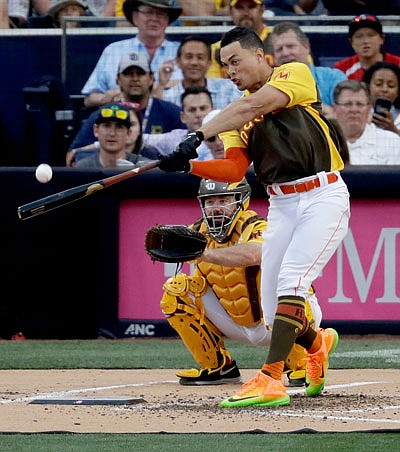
top-left (2, 0), bottom-right (400, 168)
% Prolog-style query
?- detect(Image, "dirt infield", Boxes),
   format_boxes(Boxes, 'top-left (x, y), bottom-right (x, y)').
top-left (0, 369), bottom-right (399, 433)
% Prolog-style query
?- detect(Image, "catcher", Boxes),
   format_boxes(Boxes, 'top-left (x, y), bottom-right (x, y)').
top-left (146, 178), bottom-right (322, 386)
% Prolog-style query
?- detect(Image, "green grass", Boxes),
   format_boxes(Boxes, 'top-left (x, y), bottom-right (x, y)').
top-left (0, 336), bottom-right (399, 369)
top-left (0, 433), bottom-right (399, 452)
top-left (0, 337), bottom-right (398, 450)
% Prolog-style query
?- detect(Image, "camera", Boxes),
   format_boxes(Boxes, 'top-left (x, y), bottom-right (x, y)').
top-left (374, 98), bottom-right (392, 116)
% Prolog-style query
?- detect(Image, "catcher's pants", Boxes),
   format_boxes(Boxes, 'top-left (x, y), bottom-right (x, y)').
top-left (197, 287), bottom-right (321, 346)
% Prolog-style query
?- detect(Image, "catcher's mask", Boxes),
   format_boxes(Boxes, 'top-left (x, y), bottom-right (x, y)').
top-left (197, 178), bottom-right (251, 242)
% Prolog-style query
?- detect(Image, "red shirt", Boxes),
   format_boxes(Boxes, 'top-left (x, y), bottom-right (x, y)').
top-left (334, 52), bottom-right (400, 80)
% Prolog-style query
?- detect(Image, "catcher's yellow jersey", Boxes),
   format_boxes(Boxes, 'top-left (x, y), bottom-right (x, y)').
top-left (220, 62), bottom-right (344, 185)
top-left (194, 210), bottom-right (266, 326)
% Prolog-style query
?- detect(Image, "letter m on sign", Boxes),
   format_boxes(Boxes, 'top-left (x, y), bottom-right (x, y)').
top-left (329, 228), bottom-right (400, 303)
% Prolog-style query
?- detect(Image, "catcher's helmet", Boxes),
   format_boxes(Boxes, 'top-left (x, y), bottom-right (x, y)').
top-left (197, 178), bottom-right (251, 242)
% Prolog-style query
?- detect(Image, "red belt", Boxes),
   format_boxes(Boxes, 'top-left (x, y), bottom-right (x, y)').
top-left (268, 173), bottom-right (339, 196)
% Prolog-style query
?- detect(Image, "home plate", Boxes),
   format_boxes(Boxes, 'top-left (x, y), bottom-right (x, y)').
top-left (29, 396), bottom-right (146, 406)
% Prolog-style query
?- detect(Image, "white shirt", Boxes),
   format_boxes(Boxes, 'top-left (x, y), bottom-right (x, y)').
top-left (196, 142), bottom-right (214, 161)
top-left (348, 122), bottom-right (400, 165)
top-left (394, 111), bottom-right (400, 128)
top-left (8, 0), bottom-right (29, 18)
top-left (143, 129), bottom-right (187, 156)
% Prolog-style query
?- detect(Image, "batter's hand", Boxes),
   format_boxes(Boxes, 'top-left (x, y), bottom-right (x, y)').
top-left (158, 131), bottom-right (204, 173)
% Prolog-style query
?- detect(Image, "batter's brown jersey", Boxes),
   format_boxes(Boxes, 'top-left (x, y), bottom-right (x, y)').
top-left (221, 62), bottom-right (344, 185)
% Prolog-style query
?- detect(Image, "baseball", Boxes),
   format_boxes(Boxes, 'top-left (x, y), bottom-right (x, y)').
top-left (35, 164), bottom-right (53, 184)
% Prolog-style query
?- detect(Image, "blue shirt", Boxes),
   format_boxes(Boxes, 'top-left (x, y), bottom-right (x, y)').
top-left (81, 36), bottom-right (183, 95)
top-left (69, 98), bottom-right (186, 151)
top-left (309, 65), bottom-right (347, 106)
top-left (163, 78), bottom-right (242, 110)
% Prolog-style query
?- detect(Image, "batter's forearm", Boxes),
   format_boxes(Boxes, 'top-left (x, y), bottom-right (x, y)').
top-left (197, 85), bottom-right (289, 140)
top-left (190, 147), bottom-right (250, 181)
top-left (198, 97), bottom-right (261, 140)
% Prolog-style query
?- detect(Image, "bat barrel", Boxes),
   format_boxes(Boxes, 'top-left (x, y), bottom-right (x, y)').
top-left (17, 182), bottom-right (105, 220)
top-left (17, 161), bottom-right (160, 220)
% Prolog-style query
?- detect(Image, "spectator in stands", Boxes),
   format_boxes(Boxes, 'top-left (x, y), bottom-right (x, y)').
top-left (7, 0), bottom-right (50, 27)
top-left (334, 15), bottom-right (400, 81)
top-left (196, 109), bottom-right (225, 161)
top-left (154, 36), bottom-right (241, 109)
top-left (207, 0), bottom-right (272, 78)
top-left (70, 51), bottom-right (185, 151)
top-left (363, 61), bottom-right (400, 136)
top-left (270, 22), bottom-right (347, 114)
top-left (332, 80), bottom-right (400, 165)
top-left (144, 86), bottom-right (214, 156)
top-left (74, 103), bottom-right (155, 168)
top-left (67, 103), bottom-right (158, 166)
top-left (70, 85), bottom-right (213, 162)
top-left (82, 0), bottom-right (183, 108)
top-left (264, 1), bottom-right (324, 16)
top-left (321, 0), bottom-right (400, 16)
top-left (27, 0), bottom-right (87, 28)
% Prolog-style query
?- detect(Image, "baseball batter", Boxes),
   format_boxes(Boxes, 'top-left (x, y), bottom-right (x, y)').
top-left (160, 178), bottom-right (321, 386)
top-left (159, 27), bottom-right (350, 408)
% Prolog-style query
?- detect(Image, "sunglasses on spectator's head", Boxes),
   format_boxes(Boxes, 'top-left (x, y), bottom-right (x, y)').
top-left (100, 107), bottom-right (129, 120)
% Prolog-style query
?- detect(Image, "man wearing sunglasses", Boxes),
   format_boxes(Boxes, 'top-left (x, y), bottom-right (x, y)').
top-left (334, 14), bottom-right (400, 81)
top-left (74, 103), bottom-right (153, 168)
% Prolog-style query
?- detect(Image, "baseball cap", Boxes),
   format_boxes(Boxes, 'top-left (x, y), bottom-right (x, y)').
top-left (230, 0), bottom-right (263, 6)
top-left (348, 14), bottom-right (383, 38)
top-left (48, 0), bottom-right (86, 19)
top-left (95, 104), bottom-right (132, 129)
top-left (118, 52), bottom-right (151, 74)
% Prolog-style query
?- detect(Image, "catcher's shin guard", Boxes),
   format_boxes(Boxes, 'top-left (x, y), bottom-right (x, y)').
top-left (160, 274), bottom-right (231, 370)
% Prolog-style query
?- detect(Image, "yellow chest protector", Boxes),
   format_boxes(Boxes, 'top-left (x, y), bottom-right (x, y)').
top-left (195, 210), bottom-right (266, 326)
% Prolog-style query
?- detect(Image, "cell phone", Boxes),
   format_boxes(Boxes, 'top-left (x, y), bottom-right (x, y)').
top-left (374, 98), bottom-right (392, 116)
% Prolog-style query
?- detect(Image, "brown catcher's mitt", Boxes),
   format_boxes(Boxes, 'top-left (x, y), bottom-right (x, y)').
top-left (145, 225), bottom-right (207, 263)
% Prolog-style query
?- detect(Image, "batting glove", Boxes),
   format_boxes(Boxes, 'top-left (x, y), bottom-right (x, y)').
top-left (158, 131), bottom-right (204, 173)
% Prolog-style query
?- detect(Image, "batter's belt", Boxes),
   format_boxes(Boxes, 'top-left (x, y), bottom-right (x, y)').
top-left (267, 172), bottom-right (338, 196)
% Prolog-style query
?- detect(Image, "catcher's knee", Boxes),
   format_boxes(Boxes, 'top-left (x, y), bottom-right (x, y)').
top-left (160, 274), bottom-right (230, 369)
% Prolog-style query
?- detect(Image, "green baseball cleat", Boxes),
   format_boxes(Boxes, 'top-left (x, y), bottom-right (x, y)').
top-left (305, 328), bottom-right (339, 397)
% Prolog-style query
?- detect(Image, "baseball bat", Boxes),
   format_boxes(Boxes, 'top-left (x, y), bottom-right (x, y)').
top-left (17, 160), bottom-right (160, 220)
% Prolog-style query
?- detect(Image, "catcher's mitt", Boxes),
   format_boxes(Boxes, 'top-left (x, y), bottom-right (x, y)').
top-left (145, 224), bottom-right (207, 263)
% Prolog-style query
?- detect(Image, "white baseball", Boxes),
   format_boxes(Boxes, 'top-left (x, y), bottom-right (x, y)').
top-left (35, 164), bottom-right (53, 184)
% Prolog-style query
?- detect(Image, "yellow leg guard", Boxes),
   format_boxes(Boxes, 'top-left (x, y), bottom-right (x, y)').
top-left (161, 274), bottom-right (231, 371)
